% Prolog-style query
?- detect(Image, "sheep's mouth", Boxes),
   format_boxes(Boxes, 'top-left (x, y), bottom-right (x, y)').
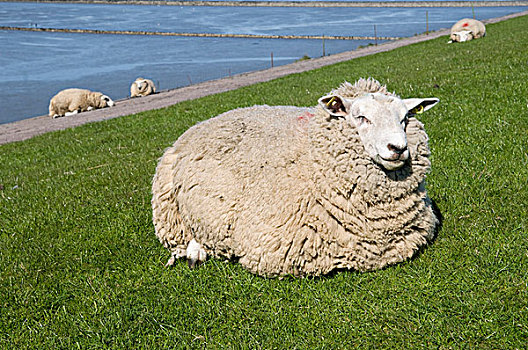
top-left (381, 149), bottom-right (409, 160)
top-left (376, 156), bottom-right (407, 171)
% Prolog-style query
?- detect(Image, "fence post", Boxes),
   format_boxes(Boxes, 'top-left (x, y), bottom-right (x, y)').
top-left (271, 52), bottom-right (274, 67)
top-left (374, 25), bottom-right (377, 46)
top-left (426, 11), bottom-right (429, 34)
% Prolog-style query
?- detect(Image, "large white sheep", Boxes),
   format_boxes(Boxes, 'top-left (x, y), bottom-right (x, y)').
top-left (151, 78), bottom-right (440, 277)
top-left (48, 88), bottom-right (114, 118)
top-left (449, 18), bottom-right (486, 43)
top-left (130, 77), bottom-right (156, 97)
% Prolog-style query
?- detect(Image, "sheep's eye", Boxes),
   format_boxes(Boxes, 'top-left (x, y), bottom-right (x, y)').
top-left (357, 116), bottom-right (371, 125)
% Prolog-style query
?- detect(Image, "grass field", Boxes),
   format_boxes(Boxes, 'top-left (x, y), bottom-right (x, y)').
top-left (1, 14), bottom-right (527, 349)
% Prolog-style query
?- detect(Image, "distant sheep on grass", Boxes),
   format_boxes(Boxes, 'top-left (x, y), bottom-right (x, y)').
top-left (130, 77), bottom-right (156, 97)
top-left (152, 78), bottom-right (440, 277)
top-left (449, 18), bottom-right (486, 43)
top-left (48, 88), bottom-right (114, 118)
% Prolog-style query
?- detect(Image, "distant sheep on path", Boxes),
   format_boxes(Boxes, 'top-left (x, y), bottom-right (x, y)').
top-left (449, 18), bottom-right (486, 43)
top-left (130, 77), bottom-right (156, 97)
top-left (48, 88), bottom-right (114, 118)
top-left (152, 78), bottom-right (440, 277)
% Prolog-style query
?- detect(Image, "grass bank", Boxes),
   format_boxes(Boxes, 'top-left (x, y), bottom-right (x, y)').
top-left (1, 15), bottom-right (527, 348)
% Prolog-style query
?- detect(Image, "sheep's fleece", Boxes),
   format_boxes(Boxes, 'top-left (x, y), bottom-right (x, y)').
top-left (152, 78), bottom-right (440, 276)
top-left (48, 88), bottom-right (114, 118)
top-left (449, 18), bottom-right (486, 43)
top-left (130, 77), bottom-right (156, 97)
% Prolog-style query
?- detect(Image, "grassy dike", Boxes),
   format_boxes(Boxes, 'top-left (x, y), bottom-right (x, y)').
top-left (1, 15), bottom-right (527, 348)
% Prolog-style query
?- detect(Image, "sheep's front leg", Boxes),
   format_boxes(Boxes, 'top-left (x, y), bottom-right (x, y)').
top-left (65, 110), bottom-right (79, 117)
top-left (186, 239), bottom-right (207, 269)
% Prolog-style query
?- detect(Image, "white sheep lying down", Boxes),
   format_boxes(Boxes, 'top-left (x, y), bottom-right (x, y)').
top-left (449, 18), bottom-right (486, 43)
top-left (152, 78), bottom-right (440, 277)
top-left (48, 88), bottom-right (114, 118)
top-left (130, 77), bottom-right (156, 97)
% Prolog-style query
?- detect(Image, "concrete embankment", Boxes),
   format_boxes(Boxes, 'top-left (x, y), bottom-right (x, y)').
top-left (0, 26), bottom-right (400, 40)
top-left (3, 0), bottom-right (528, 7)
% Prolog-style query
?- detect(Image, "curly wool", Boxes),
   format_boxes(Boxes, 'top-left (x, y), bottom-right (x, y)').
top-left (152, 80), bottom-right (437, 277)
top-left (308, 108), bottom-right (435, 272)
top-left (329, 77), bottom-right (394, 99)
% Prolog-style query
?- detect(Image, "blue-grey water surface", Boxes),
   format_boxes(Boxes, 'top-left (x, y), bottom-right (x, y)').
top-left (1, 1), bottom-right (527, 124)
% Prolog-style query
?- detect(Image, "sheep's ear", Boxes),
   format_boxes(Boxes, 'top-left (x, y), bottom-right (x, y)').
top-left (318, 94), bottom-right (351, 117)
top-left (403, 98), bottom-right (439, 115)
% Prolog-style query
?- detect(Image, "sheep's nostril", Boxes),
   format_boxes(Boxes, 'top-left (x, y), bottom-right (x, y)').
top-left (387, 144), bottom-right (407, 155)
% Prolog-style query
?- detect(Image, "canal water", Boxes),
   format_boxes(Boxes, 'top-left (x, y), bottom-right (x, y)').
top-left (1, 1), bottom-right (526, 124)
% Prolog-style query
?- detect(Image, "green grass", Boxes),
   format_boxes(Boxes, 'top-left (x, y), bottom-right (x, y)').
top-left (1, 15), bottom-right (528, 349)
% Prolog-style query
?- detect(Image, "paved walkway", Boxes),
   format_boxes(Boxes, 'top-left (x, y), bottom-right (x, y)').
top-left (1, 10), bottom-right (527, 145)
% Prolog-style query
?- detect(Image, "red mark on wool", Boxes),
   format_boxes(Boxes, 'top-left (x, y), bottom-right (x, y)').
top-left (462, 22), bottom-right (469, 27)
top-left (297, 112), bottom-right (315, 121)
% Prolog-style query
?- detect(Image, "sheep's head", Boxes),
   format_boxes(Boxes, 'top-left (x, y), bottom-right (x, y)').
top-left (319, 92), bottom-right (439, 171)
top-left (449, 30), bottom-right (473, 43)
top-left (136, 79), bottom-right (148, 92)
top-left (98, 94), bottom-right (115, 108)
top-left (89, 92), bottom-right (114, 108)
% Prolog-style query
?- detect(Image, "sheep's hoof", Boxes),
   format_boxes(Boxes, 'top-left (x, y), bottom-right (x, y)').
top-left (165, 255), bottom-right (176, 267)
top-left (186, 239), bottom-right (207, 269)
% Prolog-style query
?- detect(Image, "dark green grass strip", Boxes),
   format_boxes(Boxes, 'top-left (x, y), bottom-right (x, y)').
top-left (1, 15), bottom-right (527, 348)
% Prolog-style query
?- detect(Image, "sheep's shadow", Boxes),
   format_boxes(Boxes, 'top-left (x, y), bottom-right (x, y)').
top-left (430, 198), bottom-right (443, 242)
top-left (402, 197), bottom-right (443, 262)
